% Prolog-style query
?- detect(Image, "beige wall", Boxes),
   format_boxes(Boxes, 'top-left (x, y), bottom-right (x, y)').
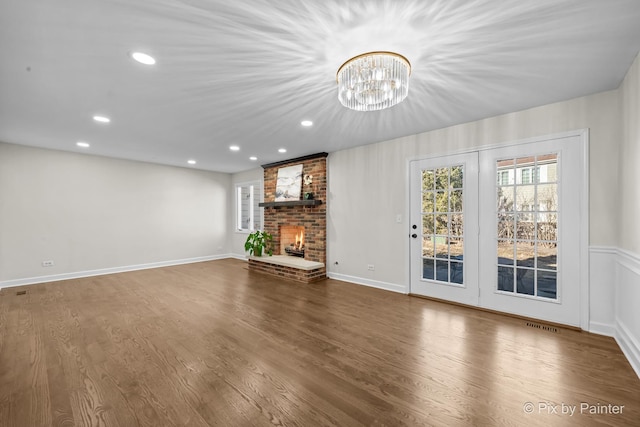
top-left (0, 143), bottom-right (230, 282)
top-left (620, 53), bottom-right (640, 254)
top-left (327, 89), bottom-right (621, 286)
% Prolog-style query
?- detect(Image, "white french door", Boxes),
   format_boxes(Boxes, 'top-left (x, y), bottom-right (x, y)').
top-left (409, 152), bottom-right (479, 307)
top-left (410, 133), bottom-right (587, 327)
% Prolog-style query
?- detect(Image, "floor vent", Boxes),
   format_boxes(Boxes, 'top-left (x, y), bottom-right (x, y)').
top-left (16, 290), bottom-right (27, 296)
top-left (526, 321), bottom-right (558, 333)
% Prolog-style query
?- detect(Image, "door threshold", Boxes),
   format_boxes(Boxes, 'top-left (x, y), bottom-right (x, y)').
top-left (409, 293), bottom-right (581, 332)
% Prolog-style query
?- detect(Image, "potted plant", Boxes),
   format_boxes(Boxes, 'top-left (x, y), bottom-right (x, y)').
top-left (244, 230), bottom-right (273, 257)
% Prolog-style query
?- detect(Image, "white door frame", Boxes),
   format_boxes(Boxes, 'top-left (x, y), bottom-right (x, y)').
top-left (406, 129), bottom-right (589, 330)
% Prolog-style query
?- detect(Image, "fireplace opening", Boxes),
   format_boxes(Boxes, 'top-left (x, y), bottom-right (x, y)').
top-left (280, 226), bottom-right (305, 257)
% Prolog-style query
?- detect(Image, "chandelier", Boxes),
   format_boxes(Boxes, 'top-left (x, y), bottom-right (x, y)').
top-left (336, 51), bottom-right (411, 111)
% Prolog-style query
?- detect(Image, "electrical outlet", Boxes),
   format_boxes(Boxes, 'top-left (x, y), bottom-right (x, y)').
top-left (367, 264), bottom-right (375, 271)
top-left (42, 260), bottom-right (54, 267)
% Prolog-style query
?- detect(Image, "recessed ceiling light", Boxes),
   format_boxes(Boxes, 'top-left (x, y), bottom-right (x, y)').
top-left (76, 141), bottom-right (90, 148)
top-left (301, 120), bottom-right (313, 127)
top-left (249, 156), bottom-right (257, 161)
top-left (278, 148), bottom-right (287, 153)
top-left (93, 115), bottom-right (111, 123)
top-left (187, 160), bottom-right (196, 165)
top-left (131, 52), bottom-right (156, 65)
top-left (229, 145), bottom-right (240, 151)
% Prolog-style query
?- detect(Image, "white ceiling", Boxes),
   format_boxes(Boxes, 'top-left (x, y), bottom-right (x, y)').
top-left (1, 0), bottom-right (639, 173)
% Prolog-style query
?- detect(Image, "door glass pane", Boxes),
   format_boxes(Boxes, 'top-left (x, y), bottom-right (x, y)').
top-left (422, 170), bottom-right (434, 190)
top-left (435, 214), bottom-right (448, 234)
top-left (451, 214), bottom-right (463, 237)
top-left (516, 269), bottom-right (534, 295)
top-left (436, 260), bottom-right (448, 281)
top-left (423, 214), bottom-right (434, 234)
top-left (537, 244), bottom-right (557, 270)
top-left (435, 191), bottom-right (448, 213)
top-left (497, 186), bottom-right (514, 211)
top-left (435, 168), bottom-right (448, 190)
top-left (498, 266), bottom-right (514, 291)
top-left (516, 213), bottom-right (535, 240)
top-left (449, 237), bottom-right (464, 260)
top-left (451, 261), bottom-right (464, 284)
top-left (423, 258), bottom-right (435, 280)
top-left (435, 238), bottom-right (448, 259)
top-left (422, 192), bottom-right (435, 212)
top-left (516, 241), bottom-right (535, 267)
top-left (496, 154), bottom-right (559, 300)
top-left (422, 236), bottom-right (435, 257)
top-left (498, 215), bottom-right (514, 240)
top-left (451, 190), bottom-right (463, 212)
top-left (537, 271), bottom-right (557, 299)
top-left (497, 240), bottom-right (514, 265)
top-left (451, 166), bottom-right (463, 189)
top-left (537, 183), bottom-right (557, 212)
top-left (421, 165), bottom-right (465, 286)
top-left (537, 213), bottom-right (557, 242)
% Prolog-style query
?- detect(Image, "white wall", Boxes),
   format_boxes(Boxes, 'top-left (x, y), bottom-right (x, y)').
top-left (327, 89), bottom-right (620, 288)
top-left (0, 142), bottom-right (230, 286)
top-left (617, 52), bottom-right (640, 377)
top-left (229, 167), bottom-right (263, 257)
top-left (620, 53), bottom-right (640, 254)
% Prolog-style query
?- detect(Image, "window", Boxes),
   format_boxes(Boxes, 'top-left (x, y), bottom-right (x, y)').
top-left (421, 165), bottom-right (465, 285)
top-left (496, 154), bottom-right (558, 299)
top-left (236, 181), bottom-right (262, 232)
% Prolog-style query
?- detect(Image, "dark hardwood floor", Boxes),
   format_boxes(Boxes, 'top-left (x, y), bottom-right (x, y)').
top-left (0, 259), bottom-right (638, 426)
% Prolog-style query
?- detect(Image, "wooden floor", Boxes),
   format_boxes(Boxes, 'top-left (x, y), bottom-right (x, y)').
top-left (1, 259), bottom-right (639, 427)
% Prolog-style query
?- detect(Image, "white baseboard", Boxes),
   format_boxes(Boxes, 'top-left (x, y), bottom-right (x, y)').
top-left (0, 254), bottom-right (232, 289)
top-left (588, 321), bottom-right (616, 337)
top-left (616, 320), bottom-right (640, 379)
top-left (327, 272), bottom-right (407, 294)
top-left (228, 253), bottom-right (249, 261)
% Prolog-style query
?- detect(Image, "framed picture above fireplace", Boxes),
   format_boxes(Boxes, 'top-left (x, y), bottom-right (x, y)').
top-left (275, 164), bottom-right (303, 201)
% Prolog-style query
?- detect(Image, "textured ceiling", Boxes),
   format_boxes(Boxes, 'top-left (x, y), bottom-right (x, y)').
top-left (1, 0), bottom-right (640, 173)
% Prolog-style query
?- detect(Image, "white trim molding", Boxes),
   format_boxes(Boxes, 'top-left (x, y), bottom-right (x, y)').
top-left (0, 254), bottom-right (232, 289)
top-left (327, 272), bottom-right (407, 294)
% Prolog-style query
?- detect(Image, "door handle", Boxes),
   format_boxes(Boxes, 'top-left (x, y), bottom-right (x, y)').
top-left (411, 234), bottom-right (418, 238)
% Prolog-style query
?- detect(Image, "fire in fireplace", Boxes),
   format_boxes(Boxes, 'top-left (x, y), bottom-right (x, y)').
top-left (280, 226), bottom-right (305, 258)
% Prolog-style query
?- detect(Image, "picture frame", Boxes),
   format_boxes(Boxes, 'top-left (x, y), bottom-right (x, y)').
top-left (275, 164), bottom-right (303, 201)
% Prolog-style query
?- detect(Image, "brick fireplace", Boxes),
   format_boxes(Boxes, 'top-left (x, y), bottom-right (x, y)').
top-left (248, 153), bottom-right (327, 283)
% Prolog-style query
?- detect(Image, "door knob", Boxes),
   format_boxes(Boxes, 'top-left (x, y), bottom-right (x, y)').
top-left (411, 233), bottom-right (418, 238)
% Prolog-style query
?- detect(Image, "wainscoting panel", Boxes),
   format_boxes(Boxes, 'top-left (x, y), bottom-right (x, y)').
top-left (616, 249), bottom-right (640, 378)
top-left (589, 246), bottom-right (617, 336)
